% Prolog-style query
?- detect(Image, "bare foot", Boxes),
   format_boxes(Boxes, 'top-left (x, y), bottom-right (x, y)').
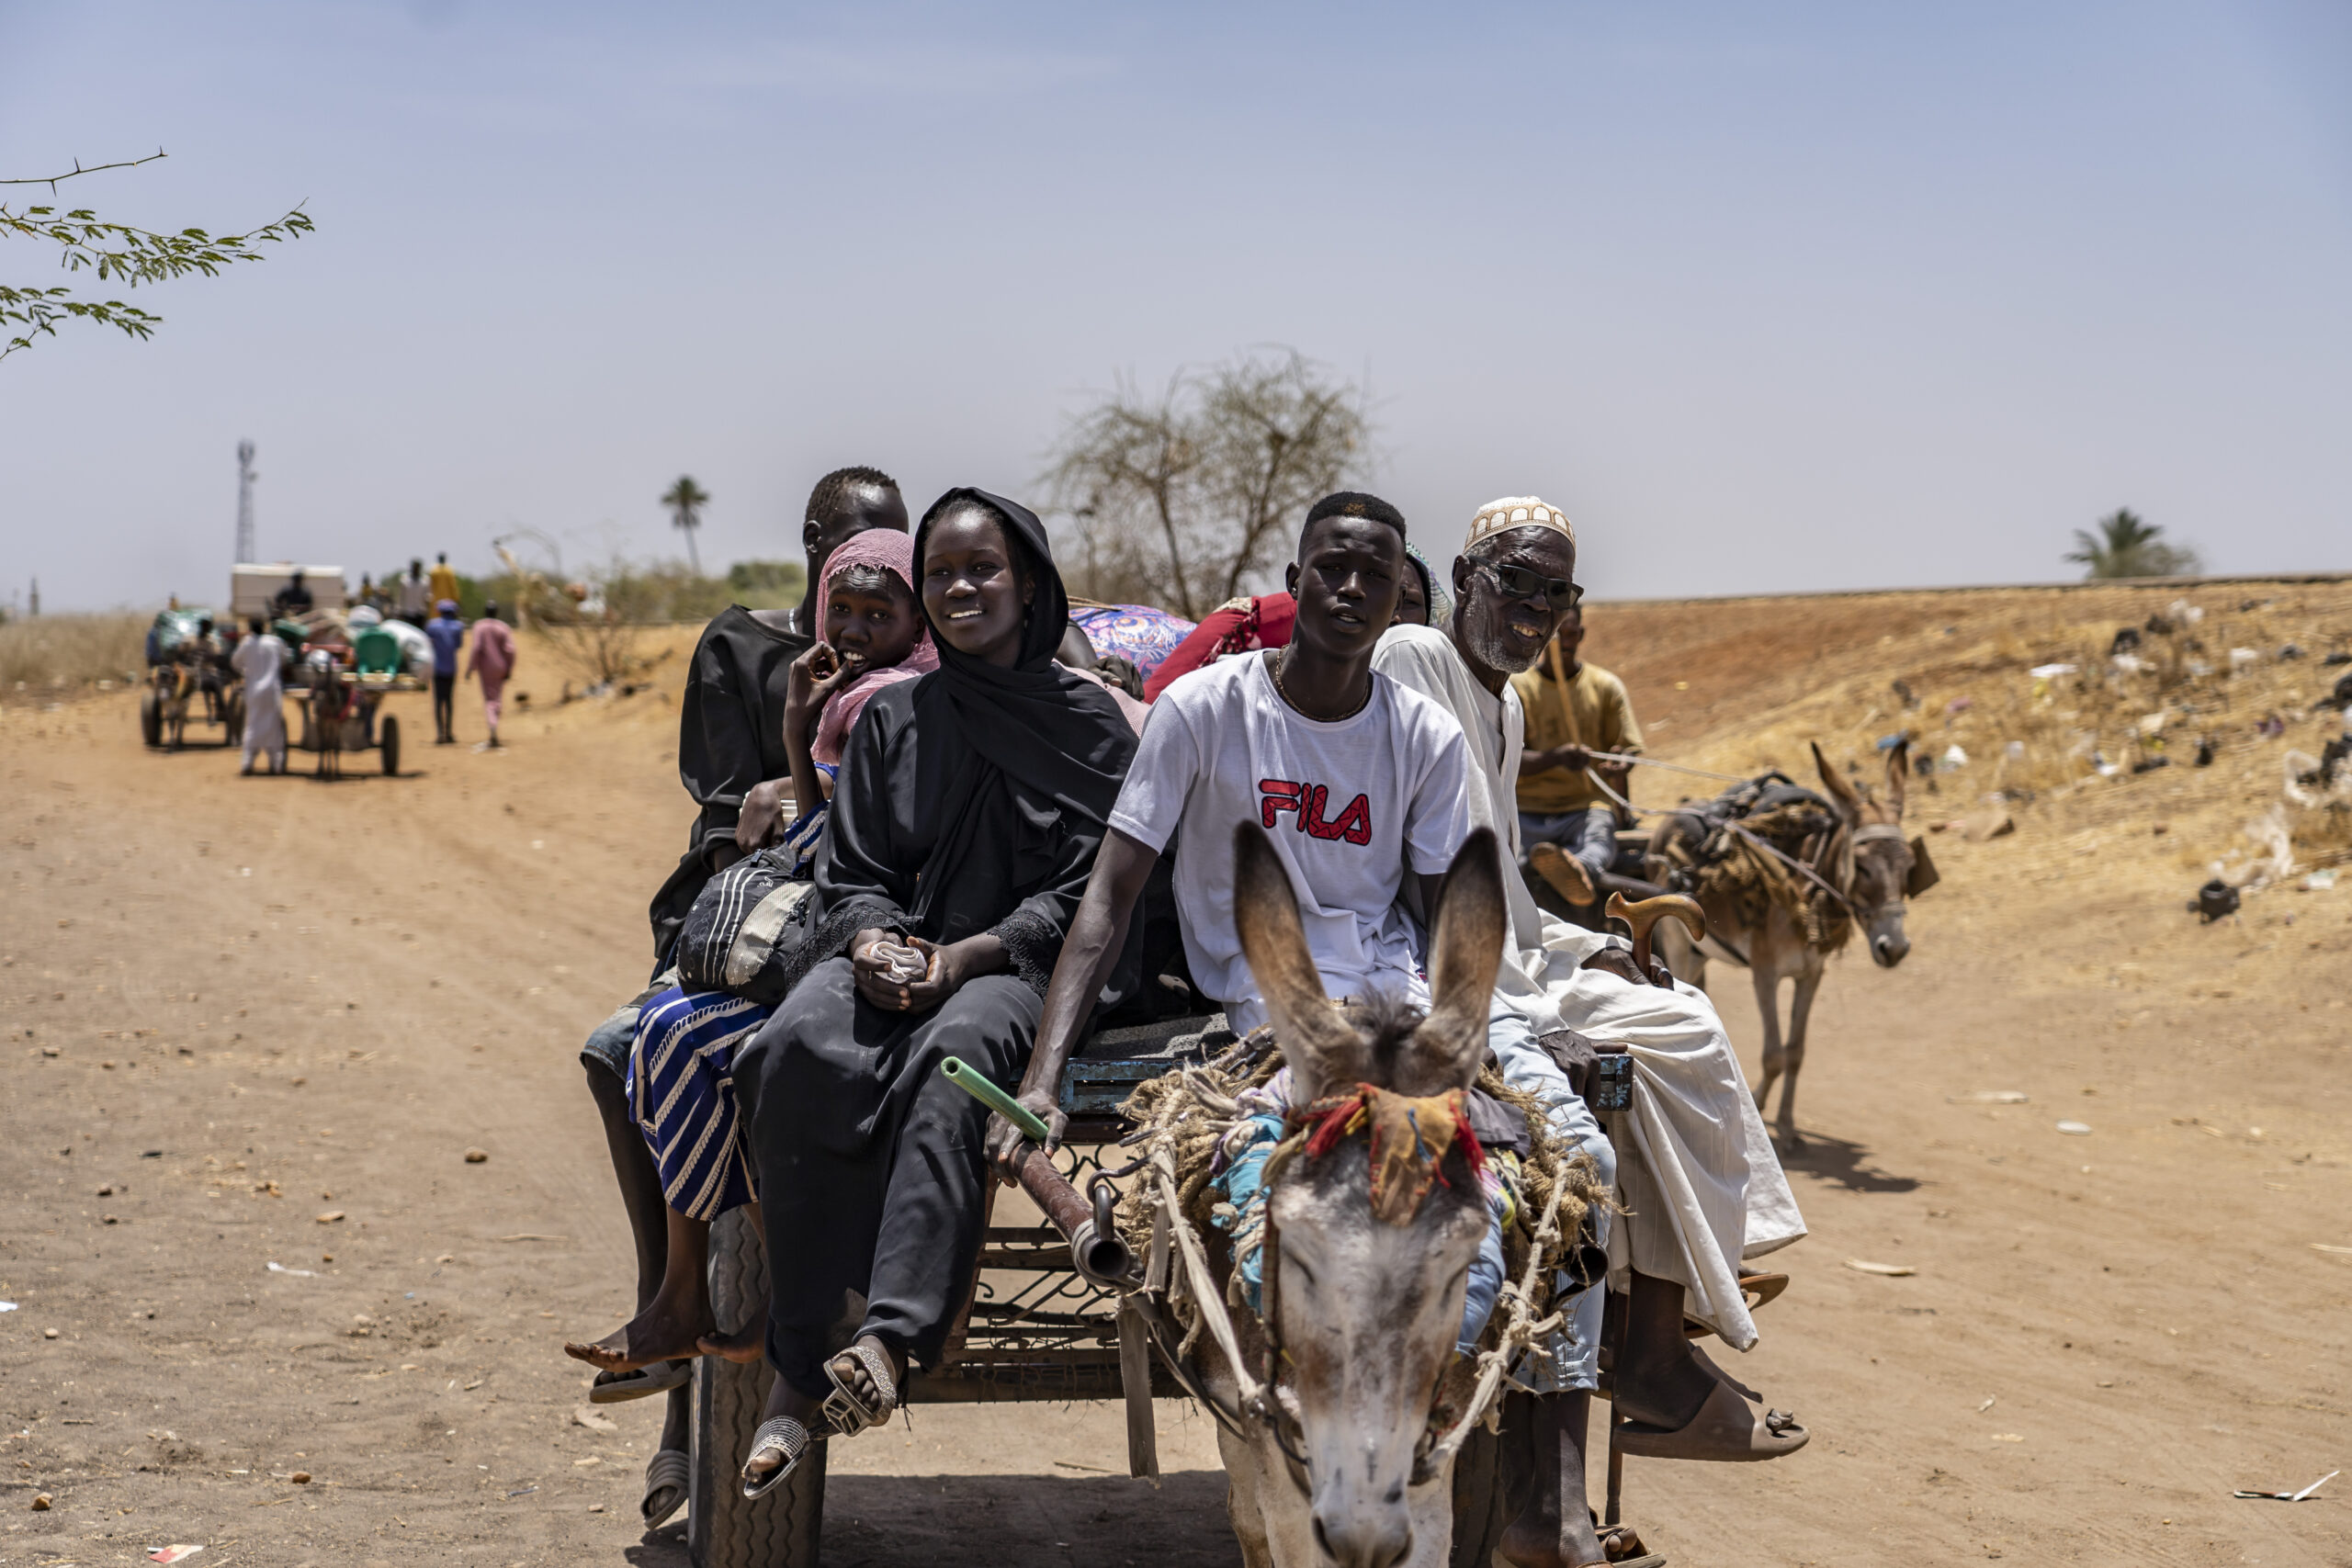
top-left (696, 1321), bottom-right (764, 1365)
top-left (563, 1292), bottom-right (716, 1373)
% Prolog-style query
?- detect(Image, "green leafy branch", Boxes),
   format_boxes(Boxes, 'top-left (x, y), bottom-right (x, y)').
top-left (2, 148), bottom-right (312, 363)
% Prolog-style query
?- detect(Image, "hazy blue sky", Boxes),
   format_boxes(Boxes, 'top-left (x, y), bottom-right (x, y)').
top-left (4, 0), bottom-right (2347, 613)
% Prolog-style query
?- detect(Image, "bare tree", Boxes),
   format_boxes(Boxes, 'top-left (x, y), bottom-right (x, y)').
top-left (1041, 348), bottom-right (1370, 617)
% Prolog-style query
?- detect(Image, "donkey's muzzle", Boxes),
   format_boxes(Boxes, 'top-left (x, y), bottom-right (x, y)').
top-left (1312, 1505), bottom-right (1412, 1568)
top-left (1871, 932), bottom-right (1910, 967)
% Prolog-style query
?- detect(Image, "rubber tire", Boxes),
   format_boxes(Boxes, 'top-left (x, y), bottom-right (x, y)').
top-left (691, 1207), bottom-right (823, 1568)
top-left (379, 716), bottom-right (401, 776)
top-left (140, 687), bottom-right (162, 748)
top-left (1449, 1416), bottom-right (1510, 1568)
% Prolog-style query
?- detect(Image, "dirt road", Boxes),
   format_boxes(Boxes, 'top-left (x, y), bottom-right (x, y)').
top-left (4, 613), bottom-right (2347, 1566)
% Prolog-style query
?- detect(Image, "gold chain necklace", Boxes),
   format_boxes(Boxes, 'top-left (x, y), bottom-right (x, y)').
top-left (1272, 648), bottom-right (1371, 723)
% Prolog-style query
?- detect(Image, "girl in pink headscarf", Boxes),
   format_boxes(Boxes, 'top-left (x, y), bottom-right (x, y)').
top-left (778, 528), bottom-right (937, 839)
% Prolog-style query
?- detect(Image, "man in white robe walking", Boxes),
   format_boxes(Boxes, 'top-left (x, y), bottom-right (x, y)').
top-left (232, 616), bottom-right (288, 776)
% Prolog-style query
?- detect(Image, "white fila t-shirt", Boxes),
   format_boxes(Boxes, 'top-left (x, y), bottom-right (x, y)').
top-left (1109, 652), bottom-right (1475, 1032)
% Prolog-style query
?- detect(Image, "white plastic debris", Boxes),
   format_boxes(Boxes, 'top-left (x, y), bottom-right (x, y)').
top-left (2230, 648), bottom-right (2261, 671)
top-left (2029, 662), bottom-right (2076, 679)
top-left (266, 1261), bottom-right (317, 1278)
top-left (2111, 653), bottom-right (2150, 674)
top-left (2055, 1121), bottom-right (2093, 1135)
top-left (1950, 1090), bottom-right (2030, 1104)
top-left (1942, 744), bottom-right (1969, 768)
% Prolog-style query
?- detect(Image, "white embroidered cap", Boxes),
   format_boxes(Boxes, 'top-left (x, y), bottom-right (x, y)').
top-left (1464, 496), bottom-right (1574, 550)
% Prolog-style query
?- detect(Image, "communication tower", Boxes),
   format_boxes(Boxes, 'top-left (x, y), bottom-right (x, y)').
top-left (234, 440), bottom-right (257, 563)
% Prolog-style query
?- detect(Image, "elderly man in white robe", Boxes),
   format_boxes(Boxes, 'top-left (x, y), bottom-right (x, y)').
top-left (1374, 497), bottom-right (1806, 1567)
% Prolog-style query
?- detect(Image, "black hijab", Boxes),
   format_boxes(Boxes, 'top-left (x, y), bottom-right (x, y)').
top-left (913, 488), bottom-right (1136, 829)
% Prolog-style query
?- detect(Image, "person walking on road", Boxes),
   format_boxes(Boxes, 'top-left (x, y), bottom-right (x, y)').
top-left (397, 559), bottom-right (432, 625)
top-left (231, 615), bottom-right (288, 775)
top-left (429, 552), bottom-right (460, 610)
top-left (463, 601), bottom-right (517, 750)
top-left (426, 599), bottom-right (466, 743)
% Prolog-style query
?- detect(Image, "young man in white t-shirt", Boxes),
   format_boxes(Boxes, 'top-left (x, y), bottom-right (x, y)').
top-left (986, 491), bottom-right (1475, 1169)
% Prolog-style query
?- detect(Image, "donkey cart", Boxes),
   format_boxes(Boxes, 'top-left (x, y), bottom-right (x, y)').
top-left (681, 1010), bottom-right (1601, 1568)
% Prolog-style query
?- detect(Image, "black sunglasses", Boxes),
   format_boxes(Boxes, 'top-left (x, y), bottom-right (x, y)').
top-left (1476, 560), bottom-right (1583, 610)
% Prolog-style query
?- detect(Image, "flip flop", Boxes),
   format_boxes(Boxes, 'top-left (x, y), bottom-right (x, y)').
top-left (820, 1340), bottom-right (899, 1434)
top-left (640, 1449), bottom-right (688, 1529)
top-left (1612, 1378), bottom-right (1807, 1463)
top-left (1682, 1270), bottom-right (1792, 1339)
top-left (588, 1359), bottom-right (690, 1404)
top-left (741, 1415), bottom-right (820, 1501)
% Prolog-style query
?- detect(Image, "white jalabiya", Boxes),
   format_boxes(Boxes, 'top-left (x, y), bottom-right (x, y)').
top-left (1372, 625), bottom-right (1804, 1350)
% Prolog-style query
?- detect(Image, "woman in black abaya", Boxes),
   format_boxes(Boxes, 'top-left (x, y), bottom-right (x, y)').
top-left (730, 488), bottom-right (1138, 1495)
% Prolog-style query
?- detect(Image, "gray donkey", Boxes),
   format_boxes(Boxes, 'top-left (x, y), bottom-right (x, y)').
top-left (1653, 740), bottom-right (1936, 1146)
top-left (1203, 822), bottom-right (1510, 1568)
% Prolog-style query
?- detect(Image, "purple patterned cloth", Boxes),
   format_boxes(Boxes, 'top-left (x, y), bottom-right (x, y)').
top-left (1070, 604), bottom-right (1194, 678)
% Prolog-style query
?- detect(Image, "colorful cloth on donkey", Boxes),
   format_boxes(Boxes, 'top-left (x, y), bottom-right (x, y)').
top-left (628, 986), bottom-right (773, 1220)
top-left (1069, 603), bottom-right (1194, 680)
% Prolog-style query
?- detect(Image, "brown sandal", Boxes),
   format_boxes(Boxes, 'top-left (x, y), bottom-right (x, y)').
top-left (1612, 1378), bottom-right (1808, 1462)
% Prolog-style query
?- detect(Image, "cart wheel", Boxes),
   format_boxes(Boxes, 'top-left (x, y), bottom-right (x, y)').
top-left (692, 1208), bottom-right (824, 1568)
top-left (379, 716), bottom-right (401, 776)
top-left (140, 687), bottom-right (162, 748)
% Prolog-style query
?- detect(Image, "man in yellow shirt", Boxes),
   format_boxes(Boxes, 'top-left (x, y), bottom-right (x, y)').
top-left (427, 551), bottom-right (460, 610)
top-left (1510, 601), bottom-right (1642, 906)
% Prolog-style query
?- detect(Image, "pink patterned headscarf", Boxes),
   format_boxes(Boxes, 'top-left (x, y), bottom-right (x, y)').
top-left (809, 529), bottom-right (937, 767)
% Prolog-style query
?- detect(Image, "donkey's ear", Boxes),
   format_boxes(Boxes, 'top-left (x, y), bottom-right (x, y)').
top-left (1232, 822), bottom-right (1365, 1104)
top-left (1905, 836), bottom-right (1940, 897)
top-left (1883, 738), bottom-right (1910, 820)
top-left (1812, 740), bottom-right (1863, 824)
top-left (1408, 829), bottom-right (1508, 1095)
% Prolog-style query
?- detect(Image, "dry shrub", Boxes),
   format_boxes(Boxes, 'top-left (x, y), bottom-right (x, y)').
top-left (0, 614), bottom-right (147, 702)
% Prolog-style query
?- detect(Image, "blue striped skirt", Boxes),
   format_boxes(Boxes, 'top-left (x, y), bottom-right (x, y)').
top-left (627, 986), bottom-right (775, 1221)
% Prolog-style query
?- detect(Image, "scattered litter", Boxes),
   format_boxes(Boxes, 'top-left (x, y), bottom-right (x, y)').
top-left (0, 1301), bottom-right (15, 1312)
top-left (2112, 652), bottom-right (2150, 674)
top-left (148, 1549), bottom-right (204, 1564)
top-left (1962, 808), bottom-right (2014, 842)
top-left (2230, 648), bottom-right (2261, 672)
top-left (507, 1485), bottom-right (537, 1497)
top-left (315, 1210), bottom-right (345, 1224)
top-left (2233, 1471), bottom-right (2337, 1502)
top-left (1844, 1259), bottom-right (1917, 1277)
top-left (1976, 1396), bottom-right (1996, 1413)
top-left (1942, 743), bottom-right (1969, 768)
top-left (1990, 1433), bottom-right (2025, 1443)
top-left (572, 1456), bottom-right (601, 1467)
top-left (2194, 880), bottom-right (2240, 922)
top-left (2005, 739), bottom-right (2025, 760)
top-left (571, 1407), bottom-right (618, 1433)
top-left (2312, 1243), bottom-right (2352, 1257)
top-left (266, 1261), bottom-right (316, 1278)
top-left (464, 1148), bottom-right (488, 1164)
top-left (2054, 1121), bottom-right (2093, 1136)
top-left (2029, 662), bottom-right (2076, 679)
top-left (2305, 870), bottom-right (2337, 892)
top-left (1951, 1091), bottom-right (2030, 1104)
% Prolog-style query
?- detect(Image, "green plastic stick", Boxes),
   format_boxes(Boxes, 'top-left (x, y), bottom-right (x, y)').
top-left (941, 1056), bottom-right (1049, 1143)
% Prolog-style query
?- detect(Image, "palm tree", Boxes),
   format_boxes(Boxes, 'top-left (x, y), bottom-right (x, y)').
top-left (2064, 508), bottom-right (2200, 580)
top-left (662, 475), bottom-right (710, 576)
